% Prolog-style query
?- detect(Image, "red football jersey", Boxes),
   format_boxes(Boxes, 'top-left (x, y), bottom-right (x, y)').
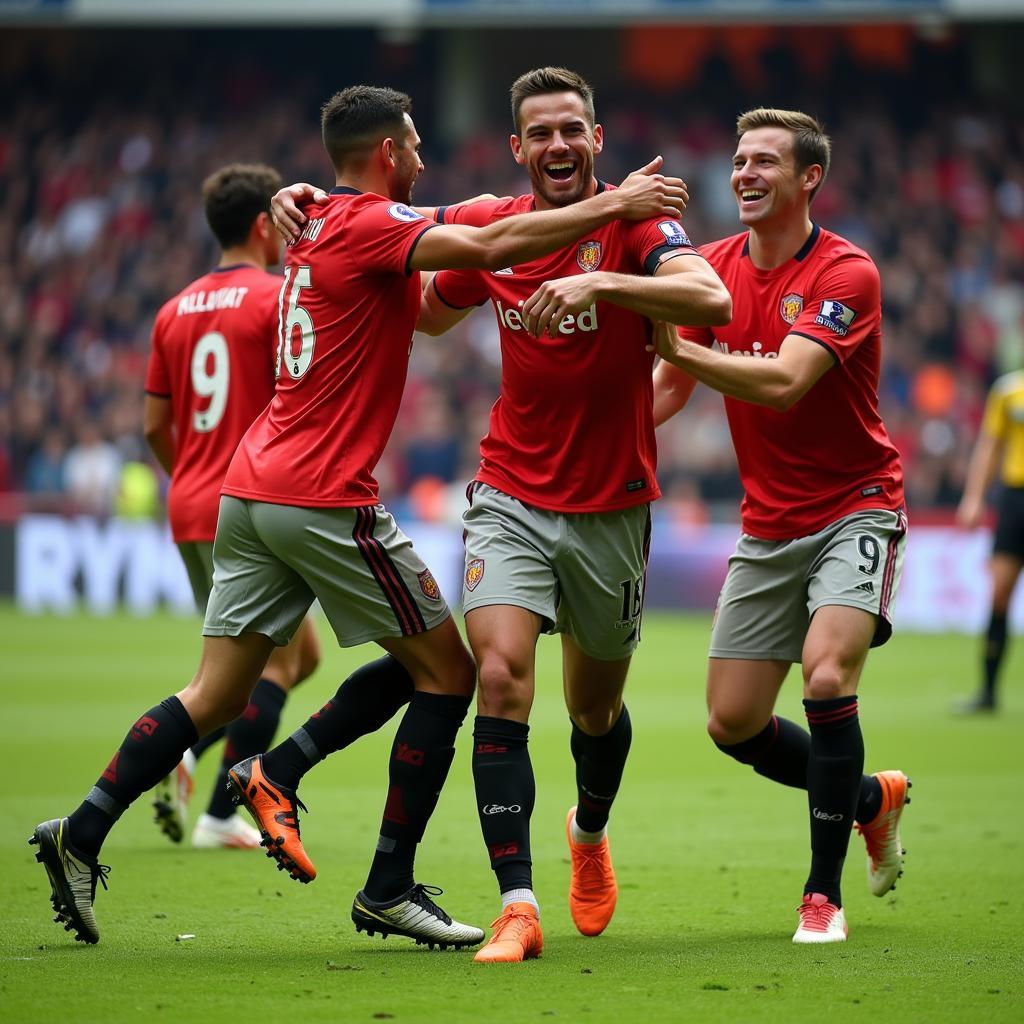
top-left (222, 188), bottom-right (436, 507)
top-left (434, 188), bottom-right (697, 512)
top-left (145, 264), bottom-right (280, 542)
top-left (678, 225), bottom-right (905, 539)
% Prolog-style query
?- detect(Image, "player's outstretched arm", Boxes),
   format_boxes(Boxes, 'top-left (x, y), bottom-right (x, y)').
top-left (143, 395), bottom-right (175, 475)
top-left (521, 254), bottom-right (731, 339)
top-left (956, 430), bottom-right (1001, 529)
top-left (652, 352), bottom-right (700, 426)
top-left (652, 326), bottom-right (834, 411)
top-left (410, 157), bottom-right (686, 273)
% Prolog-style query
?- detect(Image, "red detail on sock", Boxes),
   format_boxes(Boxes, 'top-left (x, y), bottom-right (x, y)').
top-left (382, 785), bottom-right (409, 825)
top-left (130, 715), bottom-right (160, 742)
top-left (489, 842), bottom-right (519, 860)
top-left (311, 701), bottom-right (333, 720)
top-left (394, 743), bottom-right (424, 766)
top-left (102, 751), bottom-right (120, 783)
top-left (242, 703), bottom-right (259, 722)
top-left (805, 703), bottom-right (859, 725)
top-left (475, 743), bottom-right (508, 755)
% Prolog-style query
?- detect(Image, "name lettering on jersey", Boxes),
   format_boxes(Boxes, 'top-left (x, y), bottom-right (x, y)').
top-left (576, 239), bottom-right (602, 273)
top-left (657, 220), bottom-right (691, 246)
top-left (496, 299), bottom-right (598, 335)
top-left (298, 218), bottom-right (325, 243)
top-left (715, 340), bottom-right (778, 359)
top-left (779, 293), bottom-right (804, 325)
top-left (815, 299), bottom-right (857, 336)
top-left (176, 286), bottom-right (249, 316)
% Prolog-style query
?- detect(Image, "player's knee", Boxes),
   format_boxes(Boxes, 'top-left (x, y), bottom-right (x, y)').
top-left (568, 700), bottom-right (621, 737)
top-left (706, 708), bottom-right (758, 747)
top-left (476, 652), bottom-right (530, 716)
top-left (802, 663), bottom-right (847, 701)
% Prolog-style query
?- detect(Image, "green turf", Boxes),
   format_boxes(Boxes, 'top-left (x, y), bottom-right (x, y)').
top-left (1, 608), bottom-right (1021, 1023)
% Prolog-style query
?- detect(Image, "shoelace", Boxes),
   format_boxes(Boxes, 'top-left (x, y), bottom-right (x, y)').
top-left (489, 907), bottom-right (536, 940)
top-left (409, 884), bottom-right (452, 925)
top-left (797, 899), bottom-right (835, 932)
top-left (854, 815), bottom-right (889, 864)
top-left (572, 840), bottom-right (611, 881)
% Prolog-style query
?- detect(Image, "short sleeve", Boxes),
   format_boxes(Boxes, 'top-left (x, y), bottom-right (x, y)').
top-left (434, 269), bottom-right (488, 310)
top-left (619, 216), bottom-right (699, 276)
top-left (346, 200), bottom-right (439, 277)
top-left (144, 317), bottom-right (171, 396)
top-left (676, 323), bottom-right (715, 348)
top-left (790, 254), bottom-right (881, 364)
top-left (437, 198), bottom-right (508, 228)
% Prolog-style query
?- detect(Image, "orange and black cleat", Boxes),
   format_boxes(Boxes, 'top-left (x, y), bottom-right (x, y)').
top-left (227, 755), bottom-right (316, 883)
top-left (855, 769), bottom-right (911, 897)
top-left (566, 806), bottom-right (618, 936)
top-left (473, 902), bottom-right (543, 964)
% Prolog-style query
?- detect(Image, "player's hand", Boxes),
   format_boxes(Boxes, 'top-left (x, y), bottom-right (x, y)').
top-left (646, 320), bottom-right (681, 358)
top-left (271, 183), bottom-right (329, 244)
top-left (955, 495), bottom-right (985, 530)
top-left (522, 274), bottom-right (604, 338)
top-left (616, 157), bottom-right (689, 220)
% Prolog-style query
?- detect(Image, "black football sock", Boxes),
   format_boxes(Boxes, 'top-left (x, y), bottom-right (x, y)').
top-left (983, 611), bottom-right (1008, 703)
top-left (68, 696), bottom-right (199, 858)
top-left (206, 679), bottom-right (286, 819)
top-left (570, 705), bottom-right (632, 833)
top-left (803, 696), bottom-right (864, 907)
top-left (472, 715), bottom-right (534, 895)
top-left (189, 726), bottom-right (226, 762)
top-left (715, 715), bottom-right (883, 824)
top-left (363, 691), bottom-right (471, 902)
top-left (261, 656), bottom-right (414, 791)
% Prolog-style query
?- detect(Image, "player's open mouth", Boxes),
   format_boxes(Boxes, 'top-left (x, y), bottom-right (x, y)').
top-left (740, 189), bottom-right (767, 204)
top-left (544, 161), bottom-right (577, 182)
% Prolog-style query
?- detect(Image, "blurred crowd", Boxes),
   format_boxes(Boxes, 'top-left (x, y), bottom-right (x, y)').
top-left (2, 27), bottom-right (1022, 525)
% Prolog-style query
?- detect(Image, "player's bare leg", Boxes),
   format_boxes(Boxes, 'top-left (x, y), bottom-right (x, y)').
top-left (349, 615), bottom-right (484, 949)
top-left (467, 604), bottom-right (546, 962)
top-left (32, 633), bottom-right (274, 943)
top-left (561, 637), bottom-right (631, 937)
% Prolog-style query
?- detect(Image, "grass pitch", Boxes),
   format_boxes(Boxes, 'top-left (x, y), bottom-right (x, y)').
top-left (1, 608), bottom-right (1021, 1023)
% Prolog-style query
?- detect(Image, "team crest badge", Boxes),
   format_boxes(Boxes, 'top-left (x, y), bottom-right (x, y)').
top-left (576, 240), bottom-right (602, 273)
top-left (417, 569), bottom-right (442, 601)
top-left (465, 558), bottom-right (485, 592)
top-left (780, 293), bottom-right (803, 325)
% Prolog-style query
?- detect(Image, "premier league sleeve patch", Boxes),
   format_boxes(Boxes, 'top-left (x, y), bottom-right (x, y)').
top-left (814, 299), bottom-right (857, 336)
top-left (657, 220), bottom-right (691, 247)
top-left (387, 203), bottom-right (423, 222)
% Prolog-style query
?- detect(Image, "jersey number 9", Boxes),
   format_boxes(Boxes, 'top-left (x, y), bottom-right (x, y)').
top-left (191, 330), bottom-right (229, 433)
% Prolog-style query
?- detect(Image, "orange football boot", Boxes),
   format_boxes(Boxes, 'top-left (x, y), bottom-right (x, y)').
top-left (566, 806), bottom-right (617, 936)
top-left (473, 902), bottom-right (543, 963)
top-left (855, 770), bottom-right (911, 896)
top-left (227, 754), bottom-right (316, 882)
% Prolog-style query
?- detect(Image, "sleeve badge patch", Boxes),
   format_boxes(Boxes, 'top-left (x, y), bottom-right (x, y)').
top-left (779, 293), bottom-right (804, 325)
top-left (814, 299), bottom-right (857, 336)
top-left (417, 569), bottom-right (442, 601)
top-left (465, 558), bottom-right (485, 592)
top-left (387, 203), bottom-right (423, 222)
top-left (657, 220), bottom-right (691, 246)
top-left (576, 240), bottom-right (603, 273)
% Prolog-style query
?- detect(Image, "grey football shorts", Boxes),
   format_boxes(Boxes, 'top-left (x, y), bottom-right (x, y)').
top-left (203, 496), bottom-right (450, 648)
top-left (709, 507), bottom-right (908, 662)
top-left (177, 541), bottom-right (215, 612)
top-left (461, 482), bottom-right (651, 661)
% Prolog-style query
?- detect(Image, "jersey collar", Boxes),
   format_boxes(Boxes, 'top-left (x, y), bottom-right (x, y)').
top-left (742, 223), bottom-right (821, 263)
top-left (330, 186), bottom-right (362, 196)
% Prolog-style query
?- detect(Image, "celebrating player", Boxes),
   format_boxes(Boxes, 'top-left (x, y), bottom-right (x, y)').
top-left (955, 369), bottom-right (1024, 713)
top-left (275, 67), bottom-right (730, 962)
top-left (653, 108), bottom-right (910, 944)
top-left (143, 164), bottom-right (321, 851)
top-left (30, 83), bottom-right (688, 949)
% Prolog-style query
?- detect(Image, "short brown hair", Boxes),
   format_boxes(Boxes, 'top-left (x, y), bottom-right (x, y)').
top-left (736, 107), bottom-right (831, 199)
top-left (321, 85), bottom-right (412, 171)
top-left (202, 163), bottom-right (282, 249)
top-left (510, 67), bottom-right (595, 135)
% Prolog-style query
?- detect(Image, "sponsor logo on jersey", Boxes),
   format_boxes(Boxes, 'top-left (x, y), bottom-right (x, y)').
top-left (716, 340), bottom-right (778, 359)
top-left (658, 220), bottom-right (691, 246)
top-left (387, 203), bottom-right (423, 222)
top-left (779, 292), bottom-right (804, 325)
top-left (496, 299), bottom-right (598, 335)
top-left (417, 569), bottom-right (442, 601)
top-left (576, 239), bottom-right (602, 272)
top-left (814, 299), bottom-right (857, 336)
top-left (465, 558), bottom-right (485, 591)
top-left (493, 267), bottom-right (514, 275)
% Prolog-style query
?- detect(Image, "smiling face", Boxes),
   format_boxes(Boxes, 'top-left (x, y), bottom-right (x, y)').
top-left (731, 126), bottom-right (821, 228)
top-left (510, 91), bottom-right (603, 208)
